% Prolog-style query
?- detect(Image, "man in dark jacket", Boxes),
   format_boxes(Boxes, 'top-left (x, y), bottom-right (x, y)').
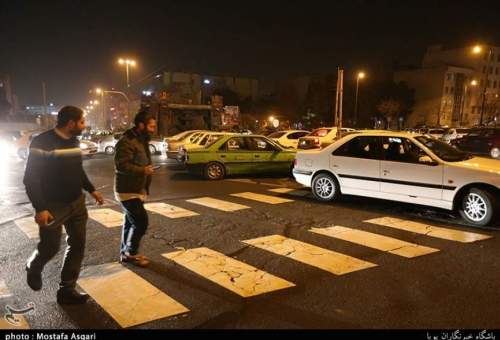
top-left (114, 111), bottom-right (156, 267)
top-left (23, 106), bottom-right (104, 304)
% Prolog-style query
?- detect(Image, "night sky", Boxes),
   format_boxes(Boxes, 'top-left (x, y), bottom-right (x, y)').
top-left (1, 0), bottom-right (500, 106)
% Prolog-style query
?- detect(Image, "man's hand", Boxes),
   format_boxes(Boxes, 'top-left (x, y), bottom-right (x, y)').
top-left (35, 210), bottom-right (54, 227)
top-left (91, 191), bottom-right (105, 205)
top-left (144, 165), bottom-right (155, 175)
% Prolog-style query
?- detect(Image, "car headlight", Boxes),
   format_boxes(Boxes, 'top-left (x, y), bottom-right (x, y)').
top-left (79, 142), bottom-right (88, 149)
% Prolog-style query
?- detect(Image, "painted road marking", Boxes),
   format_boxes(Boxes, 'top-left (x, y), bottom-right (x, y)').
top-left (14, 216), bottom-right (65, 239)
top-left (231, 192), bottom-right (294, 204)
top-left (145, 202), bottom-right (199, 219)
top-left (78, 263), bottom-right (189, 328)
top-left (365, 217), bottom-right (492, 243)
top-left (163, 247), bottom-right (295, 297)
top-left (310, 226), bottom-right (440, 258)
top-left (0, 279), bottom-right (30, 329)
top-left (268, 188), bottom-right (311, 197)
top-left (88, 208), bottom-right (123, 228)
top-left (242, 235), bottom-right (377, 275)
top-left (186, 197), bottom-right (250, 212)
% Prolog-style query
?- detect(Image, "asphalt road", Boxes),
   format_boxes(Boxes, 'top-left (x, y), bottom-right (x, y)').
top-left (0, 153), bottom-right (499, 329)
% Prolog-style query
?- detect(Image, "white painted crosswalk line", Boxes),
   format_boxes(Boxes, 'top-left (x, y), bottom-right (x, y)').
top-left (310, 226), bottom-right (440, 258)
top-left (78, 263), bottom-right (189, 328)
top-left (88, 208), bottom-right (123, 228)
top-left (145, 202), bottom-right (199, 219)
top-left (242, 235), bottom-right (377, 275)
top-left (365, 217), bottom-right (492, 243)
top-left (268, 188), bottom-right (311, 197)
top-left (14, 216), bottom-right (66, 239)
top-left (0, 279), bottom-right (30, 329)
top-left (231, 192), bottom-right (294, 204)
top-left (163, 247), bottom-right (295, 297)
top-left (186, 197), bottom-right (250, 212)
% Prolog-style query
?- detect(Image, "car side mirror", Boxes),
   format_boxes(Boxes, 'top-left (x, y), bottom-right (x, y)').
top-left (418, 155), bottom-right (436, 165)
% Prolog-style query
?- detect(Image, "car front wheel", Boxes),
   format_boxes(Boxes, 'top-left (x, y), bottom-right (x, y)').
top-left (105, 146), bottom-right (115, 155)
top-left (311, 173), bottom-right (340, 202)
top-left (491, 147), bottom-right (500, 159)
top-left (204, 162), bottom-right (226, 180)
top-left (459, 188), bottom-right (497, 227)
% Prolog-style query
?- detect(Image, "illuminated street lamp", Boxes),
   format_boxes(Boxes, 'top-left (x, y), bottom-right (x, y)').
top-left (471, 44), bottom-right (493, 125)
top-left (460, 79), bottom-right (478, 126)
top-left (354, 71), bottom-right (366, 127)
top-left (268, 116), bottom-right (274, 122)
top-left (118, 58), bottom-right (137, 87)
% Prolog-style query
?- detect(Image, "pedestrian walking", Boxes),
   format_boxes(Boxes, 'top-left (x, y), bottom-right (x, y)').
top-left (114, 111), bottom-right (157, 267)
top-left (23, 106), bottom-right (104, 304)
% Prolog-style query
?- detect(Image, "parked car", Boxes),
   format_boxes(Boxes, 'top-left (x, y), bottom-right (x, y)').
top-left (149, 137), bottom-right (165, 155)
top-left (165, 130), bottom-right (206, 159)
top-left (177, 132), bottom-right (230, 162)
top-left (293, 130), bottom-right (500, 227)
top-left (426, 128), bottom-right (446, 139)
top-left (97, 134), bottom-right (122, 154)
top-left (184, 134), bottom-right (296, 180)
top-left (268, 130), bottom-right (311, 149)
top-left (298, 127), bottom-right (355, 149)
top-left (451, 128), bottom-right (500, 159)
top-left (442, 128), bottom-right (470, 144)
top-left (97, 133), bottom-right (164, 155)
top-left (78, 139), bottom-right (98, 158)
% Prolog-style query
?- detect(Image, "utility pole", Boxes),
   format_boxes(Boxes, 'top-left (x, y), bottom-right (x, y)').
top-left (335, 68), bottom-right (344, 138)
top-left (480, 48), bottom-right (492, 126)
top-left (42, 82), bottom-right (48, 128)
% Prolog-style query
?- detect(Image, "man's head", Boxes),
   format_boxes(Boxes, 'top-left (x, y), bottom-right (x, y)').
top-left (134, 111), bottom-right (156, 136)
top-left (57, 106), bottom-right (85, 136)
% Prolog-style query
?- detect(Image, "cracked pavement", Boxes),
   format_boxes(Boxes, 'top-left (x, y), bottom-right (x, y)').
top-left (0, 154), bottom-right (499, 329)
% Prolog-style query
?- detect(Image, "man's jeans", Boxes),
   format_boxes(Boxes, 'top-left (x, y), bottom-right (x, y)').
top-left (120, 199), bottom-right (149, 256)
top-left (27, 194), bottom-right (88, 289)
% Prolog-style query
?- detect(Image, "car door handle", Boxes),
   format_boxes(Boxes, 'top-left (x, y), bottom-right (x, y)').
top-left (220, 155), bottom-right (226, 158)
top-left (383, 169), bottom-right (390, 174)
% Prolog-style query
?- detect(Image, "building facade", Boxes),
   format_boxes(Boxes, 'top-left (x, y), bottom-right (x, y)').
top-left (395, 44), bottom-right (500, 127)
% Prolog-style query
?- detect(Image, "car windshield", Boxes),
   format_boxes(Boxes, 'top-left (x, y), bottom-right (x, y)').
top-left (415, 136), bottom-right (472, 162)
top-left (268, 131), bottom-right (287, 138)
top-left (309, 128), bottom-right (331, 137)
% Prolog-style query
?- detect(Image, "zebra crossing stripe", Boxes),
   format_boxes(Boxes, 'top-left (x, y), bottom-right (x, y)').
top-left (145, 202), bottom-right (199, 219)
top-left (162, 247), bottom-right (295, 297)
top-left (242, 235), bottom-right (377, 275)
top-left (364, 217), bottom-right (492, 243)
top-left (231, 192), bottom-right (294, 204)
top-left (0, 279), bottom-right (30, 329)
top-left (78, 263), bottom-right (189, 328)
top-left (268, 188), bottom-right (311, 197)
top-left (14, 216), bottom-right (65, 239)
top-left (186, 197), bottom-right (250, 212)
top-left (310, 226), bottom-right (440, 258)
top-left (88, 208), bottom-right (123, 228)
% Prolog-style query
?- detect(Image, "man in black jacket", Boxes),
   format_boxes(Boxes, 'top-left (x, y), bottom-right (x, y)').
top-left (23, 106), bottom-right (104, 304)
top-left (114, 111), bottom-right (156, 267)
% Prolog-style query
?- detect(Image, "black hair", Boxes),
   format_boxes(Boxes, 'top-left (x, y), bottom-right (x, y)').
top-left (57, 106), bottom-right (84, 128)
top-left (134, 111), bottom-right (155, 127)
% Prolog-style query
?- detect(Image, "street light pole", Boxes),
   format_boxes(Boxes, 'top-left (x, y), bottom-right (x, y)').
top-left (480, 48), bottom-right (492, 126)
top-left (354, 72), bottom-right (365, 127)
top-left (118, 58), bottom-right (136, 88)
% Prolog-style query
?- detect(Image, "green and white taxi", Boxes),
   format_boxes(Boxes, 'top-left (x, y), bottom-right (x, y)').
top-left (184, 134), bottom-right (296, 180)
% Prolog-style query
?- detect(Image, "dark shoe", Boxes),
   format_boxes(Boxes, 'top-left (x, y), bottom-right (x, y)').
top-left (120, 254), bottom-right (150, 267)
top-left (57, 287), bottom-right (89, 305)
top-left (26, 265), bottom-right (42, 291)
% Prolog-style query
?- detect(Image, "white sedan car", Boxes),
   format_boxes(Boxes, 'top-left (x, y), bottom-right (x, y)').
top-left (298, 127), bottom-right (355, 149)
top-left (293, 131), bottom-right (500, 227)
top-left (268, 130), bottom-right (311, 149)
